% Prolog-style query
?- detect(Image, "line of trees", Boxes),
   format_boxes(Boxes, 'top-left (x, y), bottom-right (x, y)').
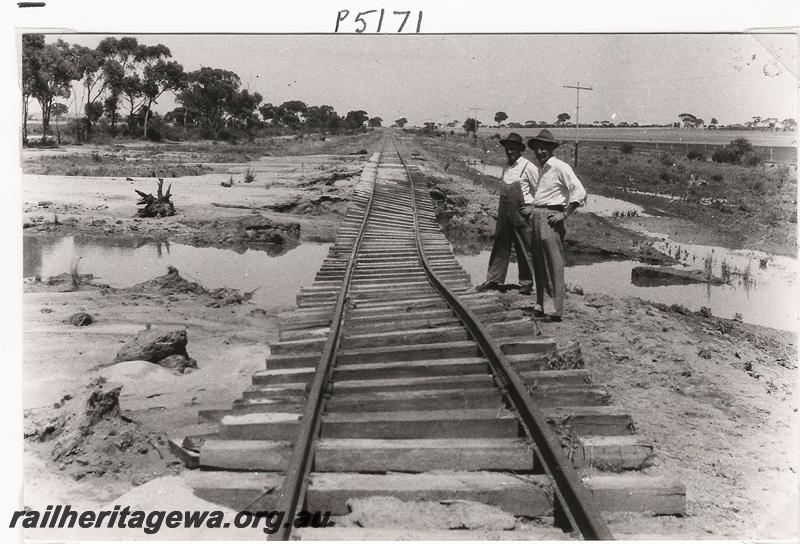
top-left (22, 35), bottom-right (188, 143)
top-left (469, 109), bottom-right (797, 132)
top-left (22, 34), bottom-right (377, 145)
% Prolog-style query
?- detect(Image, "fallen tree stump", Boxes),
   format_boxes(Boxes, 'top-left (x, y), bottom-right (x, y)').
top-left (135, 178), bottom-right (175, 218)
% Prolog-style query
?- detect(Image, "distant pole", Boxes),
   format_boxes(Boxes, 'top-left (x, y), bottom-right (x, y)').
top-left (563, 81), bottom-right (593, 168)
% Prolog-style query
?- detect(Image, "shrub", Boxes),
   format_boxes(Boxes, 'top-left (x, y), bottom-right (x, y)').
top-left (710, 173), bottom-right (723, 182)
top-left (741, 152), bottom-right (762, 167)
top-left (658, 153), bottom-right (674, 166)
top-left (243, 167), bottom-right (256, 183)
top-left (620, 142), bottom-right (634, 154)
top-left (712, 147), bottom-right (735, 163)
top-left (686, 149), bottom-right (706, 161)
top-left (145, 126), bottom-right (162, 142)
top-left (728, 137), bottom-right (754, 158)
top-left (713, 137), bottom-right (757, 165)
top-left (658, 170), bottom-right (671, 182)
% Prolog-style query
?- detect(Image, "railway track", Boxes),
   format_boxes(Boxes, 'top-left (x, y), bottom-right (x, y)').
top-left (177, 137), bottom-right (686, 539)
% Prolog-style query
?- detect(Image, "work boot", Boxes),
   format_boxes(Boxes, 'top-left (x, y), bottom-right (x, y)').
top-left (476, 280), bottom-right (500, 292)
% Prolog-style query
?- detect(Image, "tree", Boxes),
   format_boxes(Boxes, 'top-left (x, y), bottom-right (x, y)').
top-left (98, 38), bottom-right (140, 134)
top-left (394, 117), bottom-right (408, 128)
top-left (164, 106), bottom-right (193, 127)
top-left (100, 60), bottom-right (125, 134)
top-left (258, 103), bottom-right (276, 123)
top-left (423, 122), bottom-right (436, 133)
top-left (141, 60), bottom-right (185, 139)
top-left (678, 113), bottom-right (698, 128)
top-left (369, 116), bottom-right (383, 129)
top-left (21, 34), bottom-right (45, 144)
top-left (710, 117), bottom-right (719, 126)
top-left (463, 117), bottom-right (479, 134)
top-left (52, 102), bottom-right (69, 144)
top-left (72, 44), bottom-right (106, 124)
top-left (272, 100), bottom-right (307, 129)
top-left (305, 105), bottom-right (339, 132)
top-left (29, 39), bottom-right (80, 143)
top-left (226, 89), bottom-right (263, 128)
top-left (344, 110), bottom-right (369, 130)
top-left (85, 102), bottom-right (104, 125)
top-left (177, 67), bottom-right (259, 137)
top-left (556, 112), bottom-right (571, 125)
top-left (96, 37), bottom-right (175, 138)
top-left (120, 74), bottom-right (144, 135)
top-left (782, 118), bottom-right (797, 131)
top-left (494, 111), bottom-right (508, 125)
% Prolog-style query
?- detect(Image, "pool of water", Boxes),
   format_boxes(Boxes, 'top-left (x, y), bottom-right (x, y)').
top-left (25, 233), bottom-right (797, 331)
top-left (456, 248), bottom-right (797, 332)
top-left (24, 236), bottom-right (331, 310)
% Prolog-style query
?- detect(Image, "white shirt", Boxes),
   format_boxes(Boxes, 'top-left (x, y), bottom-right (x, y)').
top-left (501, 156), bottom-right (538, 204)
top-left (532, 156), bottom-right (587, 207)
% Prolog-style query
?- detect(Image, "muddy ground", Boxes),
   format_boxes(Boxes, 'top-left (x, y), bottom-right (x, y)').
top-left (18, 130), bottom-right (798, 540)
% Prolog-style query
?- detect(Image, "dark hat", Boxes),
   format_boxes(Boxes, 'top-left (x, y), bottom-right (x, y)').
top-left (527, 129), bottom-right (560, 149)
top-left (499, 132), bottom-right (526, 150)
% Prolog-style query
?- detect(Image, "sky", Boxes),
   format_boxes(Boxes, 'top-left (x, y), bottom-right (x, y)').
top-left (38, 33), bottom-right (798, 127)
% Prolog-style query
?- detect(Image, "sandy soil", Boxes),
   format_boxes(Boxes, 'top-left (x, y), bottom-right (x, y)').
top-left (18, 131), bottom-right (798, 540)
top-left (536, 293), bottom-right (797, 539)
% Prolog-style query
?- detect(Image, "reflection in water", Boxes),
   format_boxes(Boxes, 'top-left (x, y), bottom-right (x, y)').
top-left (456, 251), bottom-right (797, 332)
top-left (23, 236), bottom-right (331, 310)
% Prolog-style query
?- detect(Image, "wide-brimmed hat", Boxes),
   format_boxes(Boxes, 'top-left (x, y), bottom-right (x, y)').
top-left (527, 129), bottom-right (560, 149)
top-left (499, 132), bottom-right (526, 150)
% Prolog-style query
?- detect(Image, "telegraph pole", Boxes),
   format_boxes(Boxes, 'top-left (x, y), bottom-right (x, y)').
top-left (563, 82), bottom-right (593, 167)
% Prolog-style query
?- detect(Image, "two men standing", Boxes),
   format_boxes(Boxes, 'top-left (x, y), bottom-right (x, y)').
top-left (478, 130), bottom-right (587, 322)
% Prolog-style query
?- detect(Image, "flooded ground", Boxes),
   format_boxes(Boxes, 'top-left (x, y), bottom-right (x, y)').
top-left (26, 224), bottom-right (796, 331)
top-left (24, 236), bottom-right (331, 311)
top-left (456, 248), bottom-right (797, 331)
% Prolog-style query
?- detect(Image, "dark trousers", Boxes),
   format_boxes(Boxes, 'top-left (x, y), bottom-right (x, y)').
top-left (485, 182), bottom-right (533, 288)
top-left (530, 208), bottom-right (566, 315)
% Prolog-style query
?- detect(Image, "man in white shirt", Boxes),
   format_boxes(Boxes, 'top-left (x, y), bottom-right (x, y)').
top-left (476, 132), bottom-right (537, 294)
top-left (523, 129), bottom-right (587, 321)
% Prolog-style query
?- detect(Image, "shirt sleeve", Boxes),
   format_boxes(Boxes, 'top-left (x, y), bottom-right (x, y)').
top-left (559, 162), bottom-right (587, 206)
top-left (519, 161), bottom-right (537, 203)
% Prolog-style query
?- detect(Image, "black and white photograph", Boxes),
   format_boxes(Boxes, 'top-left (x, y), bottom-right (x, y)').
top-left (4, 2), bottom-right (799, 541)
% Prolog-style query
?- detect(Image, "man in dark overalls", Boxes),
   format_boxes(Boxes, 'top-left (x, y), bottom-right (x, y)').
top-left (476, 132), bottom-right (537, 294)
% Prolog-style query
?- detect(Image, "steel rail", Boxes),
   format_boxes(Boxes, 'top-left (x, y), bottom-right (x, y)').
top-left (392, 136), bottom-right (614, 540)
top-left (272, 142), bottom-right (385, 541)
